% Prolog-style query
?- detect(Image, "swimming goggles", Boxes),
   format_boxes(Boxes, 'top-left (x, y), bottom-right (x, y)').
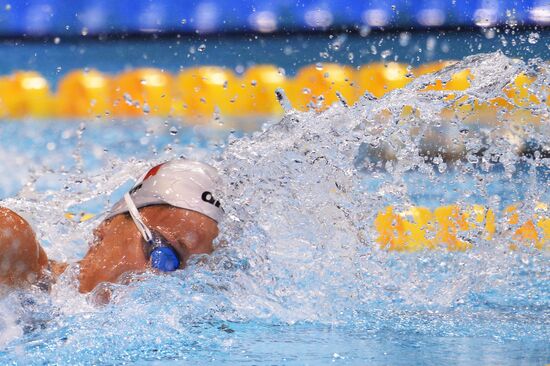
top-left (124, 193), bottom-right (181, 272)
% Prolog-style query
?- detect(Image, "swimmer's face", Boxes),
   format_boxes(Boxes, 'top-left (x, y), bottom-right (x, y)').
top-left (138, 205), bottom-right (219, 264)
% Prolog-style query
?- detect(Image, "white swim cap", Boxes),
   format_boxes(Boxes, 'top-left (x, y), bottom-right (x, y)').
top-left (108, 159), bottom-right (224, 222)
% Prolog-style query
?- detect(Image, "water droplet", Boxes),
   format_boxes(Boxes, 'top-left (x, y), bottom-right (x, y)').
top-left (381, 49), bottom-right (392, 59)
top-left (250, 80), bottom-right (257, 87)
top-left (359, 25), bottom-right (370, 37)
top-left (275, 88), bottom-right (292, 112)
top-left (54, 37), bottom-right (60, 44)
top-left (198, 44), bottom-right (206, 52)
top-left (485, 28), bottom-right (496, 39)
top-left (302, 88), bottom-right (311, 95)
top-left (214, 106), bottom-right (223, 125)
top-left (5, 4), bottom-right (11, 11)
top-left (399, 32), bottom-right (411, 47)
top-left (315, 63), bottom-right (323, 71)
top-left (181, 18), bottom-right (187, 24)
top-left (169, 126), bottom-right (178, 136)
top-left (123, 93), bottom-right (133, 105)
top-left (500, 36), bottom-right (508, 47)
top-left (528, 32), bottom-right (539, 44)
top-left (142, 103), bottom-right (150, 114)
top-left (426, 36), bottom-right (437, 51)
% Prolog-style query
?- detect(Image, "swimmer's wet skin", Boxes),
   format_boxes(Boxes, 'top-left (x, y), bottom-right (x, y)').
top-left (0, 159), bottom-right (223, 294)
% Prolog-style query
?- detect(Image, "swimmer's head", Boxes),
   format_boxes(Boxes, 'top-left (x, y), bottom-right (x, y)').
top-left (108, 159), bottom-right (224, 222)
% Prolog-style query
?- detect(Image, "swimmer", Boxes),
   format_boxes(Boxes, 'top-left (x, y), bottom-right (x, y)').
top-left (0, 159), bottom-right (223, 294)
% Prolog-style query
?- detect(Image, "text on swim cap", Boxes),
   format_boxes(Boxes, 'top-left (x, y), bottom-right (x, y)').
top-left (202, 191), bottom-right (221, 208)
top-left (129, 183), bottom-right (143, 195)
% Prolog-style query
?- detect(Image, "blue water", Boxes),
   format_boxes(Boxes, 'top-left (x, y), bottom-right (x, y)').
top-left (1, 30), bottom-right (548, 86)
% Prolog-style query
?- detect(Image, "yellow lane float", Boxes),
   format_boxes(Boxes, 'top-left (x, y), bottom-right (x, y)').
top-left (64, 212), bottom-right (96, 222)
top-left (421, 68), bottom-right (472, 92)
top-left (503, 73), bottom-right (539, 107)
top-left (111, 68), bottom-right (173, 117)
top-left (290, 63), bottom-right (357, 111)
top-left (241, 65), bottom-right (287, 115)
top-left (374, 203), bottom-right (549, 252)
top-left (425, 70), bottom-right (547, 125)
top-left (418, 68), bottom-right (501, 124)
top-left (174, 66), bottom-right (242, 119)
top-left (0, 71), bottom-right (53, 118)
top-left (57, 69), bottom-right (111, 118)
top-left (497, 73), bottom-right (549, 124)
top-left (413, 60), bottom-right (457, 77)
top-left (0, 62), bottom-right (546, 118)
top-left (358, 62), bottom-right (412, 98)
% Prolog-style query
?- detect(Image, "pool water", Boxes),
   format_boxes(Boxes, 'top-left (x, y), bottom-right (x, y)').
top-left (2, 30), bottom-right (549, 85)
top-left (0, 48), bottom-right (549, 365)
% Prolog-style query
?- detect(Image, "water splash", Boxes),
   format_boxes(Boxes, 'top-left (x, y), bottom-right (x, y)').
top-left (0, 52), bottom-right (548, 363)
top-left (214, 51), bottom-right (549, 324)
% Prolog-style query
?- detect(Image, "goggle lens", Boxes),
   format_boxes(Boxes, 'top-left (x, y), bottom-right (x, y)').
top-left (146, 232), bottom-right (181, 272)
